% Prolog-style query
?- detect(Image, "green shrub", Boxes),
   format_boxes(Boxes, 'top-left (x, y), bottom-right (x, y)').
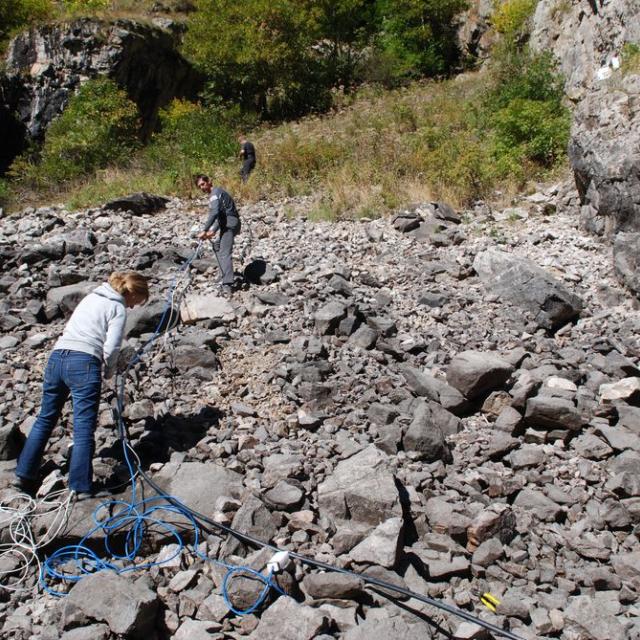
top-left (183, 0), bottom-right (326, 120)
top-left (0, 0), bottom-right (54, 44)
top-left (142, 98), bottom-right (246, 185)
top-left (621, 42), bottom-right (640, 75)
top-left (18, 77), bottom-right (140, 185)
top-left (492, 0), bottom-right (538, 39)
top-left (62, 0), bottom-right (110, 12)
top-left (375, 0), bottom-right (470, 83)
top-left (0, 178), bottom-right (10, 207)
top-left (492, 97), bottom-right (570, 168)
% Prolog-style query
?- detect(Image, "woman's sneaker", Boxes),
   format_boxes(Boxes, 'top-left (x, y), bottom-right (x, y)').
top-left (11, 476), bottom-right (37, 495)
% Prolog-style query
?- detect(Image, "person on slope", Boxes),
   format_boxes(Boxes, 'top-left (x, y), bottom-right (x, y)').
top-left (13, 272), bottom-right (149, 499)
top-left (238, 135), bottom-right (256, 183)
top-left (194, 174), bottom-right (241, 296)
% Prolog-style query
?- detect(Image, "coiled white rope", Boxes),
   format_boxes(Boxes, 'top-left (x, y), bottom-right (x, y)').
top-left (0, 488), bottom-right (74, 592)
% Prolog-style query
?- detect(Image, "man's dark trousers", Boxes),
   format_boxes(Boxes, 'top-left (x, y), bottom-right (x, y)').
top-left (240, 159), bottom-right (255, 183)
top-left (217, 216), bottom-right (241, 285)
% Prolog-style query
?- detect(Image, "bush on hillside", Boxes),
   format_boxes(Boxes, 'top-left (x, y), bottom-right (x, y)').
top-left (183, 0), bottom-right (327, 120)
top-left (61, 0), bottom-right (110, 13)
top-left (0, 0), bottom-right (53, 45)
top-left (492, 0), bottom-right (538, 40)
top-left (142, 99), bottom-right (249, 184)
top-left (13, 77), bottom-right (140, 185)
top-left (483, 51), bottom-right (570, 174)
top-left (621, 42), bottom-right (640, 75)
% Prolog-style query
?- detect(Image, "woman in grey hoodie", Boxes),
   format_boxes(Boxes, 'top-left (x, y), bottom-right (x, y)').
top-left (14, 272), bottom-right (149, 498)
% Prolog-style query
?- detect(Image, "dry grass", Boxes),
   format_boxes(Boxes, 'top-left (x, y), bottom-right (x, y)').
top-left (12, 67), bottom-right (568, 218)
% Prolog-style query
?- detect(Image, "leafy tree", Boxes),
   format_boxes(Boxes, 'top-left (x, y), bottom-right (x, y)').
top-left (183, 0), bottom-right (326, 119)
top-left (303, 0), bottom-right (378, 86)
top-left (375, 0), bottom-right (469, 81)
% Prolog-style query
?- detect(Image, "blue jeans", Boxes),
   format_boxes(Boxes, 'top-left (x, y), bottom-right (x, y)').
top-left (16, 349), bottom-right (102, 492)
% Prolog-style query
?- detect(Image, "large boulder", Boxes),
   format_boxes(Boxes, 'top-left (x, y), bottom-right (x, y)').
top-left (103, 193), bottom-right (169, 216)
top-left (402, 400), bottom-right (448, 461)
top-left (180, 293), bottom-right (235, 324)
top-left (64, 573), bottom-right (158, 637)
top-left (125, 301), bottom-right (177, 337)
top-left (47, 282), bottom-right (98, 316)
top-left (613, 232), bottom-right (640, 296)
top-left (317, 445), bottom-right (401, 527)
top-left (248, 597), bottom-right (330, 639)
top-left (399, 365), bottom-right (468, 415)
top-left (314, 301), bottom-right (348, 335)
top-left (446, 350), bottom-right (514, 401)
top-left (473, 249), bottom-right (583, 329)
top-left (569, 78), bottom-right (640, 237)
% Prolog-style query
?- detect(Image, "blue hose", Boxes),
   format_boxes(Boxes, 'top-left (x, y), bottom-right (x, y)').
top-left (40, 241), bottom-right (283, 614)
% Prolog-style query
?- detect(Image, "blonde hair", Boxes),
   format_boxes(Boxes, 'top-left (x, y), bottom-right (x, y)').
top-left (108, 271), bottom-right (149, 302)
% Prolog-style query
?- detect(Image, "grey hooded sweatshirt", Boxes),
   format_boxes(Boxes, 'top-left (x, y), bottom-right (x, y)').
top-left (54, 283), bottom-right (127, 377)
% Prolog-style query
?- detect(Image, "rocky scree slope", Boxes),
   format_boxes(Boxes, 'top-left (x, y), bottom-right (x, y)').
top-left (0, 184), bottom-right (639, 639)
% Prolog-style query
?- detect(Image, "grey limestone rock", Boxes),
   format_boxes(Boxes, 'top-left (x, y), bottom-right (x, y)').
top-left (247, 596), bottom-right (330, 639)
top-left (446, 350), bottom-right (514, 401)
top-left (302, 572), bottom-right (364, 600)
top-left (400, 365), bottom-right (468, 414)
top-left (64, 573), bottom-right (158, 637)
top-left (525, 395), bottom-right (583, 432)
top-left (46, 282), bottom-right (98, 317)
top-left (103, 193), bottom-right (170, 215)
top-left (564, 595), bottom-right (626, 640)
top-left (513, 488), bottom-right (564, 522)
top-left (614, 232), bottom-right (640, 296)
top-left (153, 462), bottom-right (243, 519)
top-left (402, 400), bottom-right (447, 461)
top-left (59, 625), bottom-right (111, 640)
top-left (314, 300), bottom-right (347, 335)
top-left (349, 517), bottom-right (404, 568)
top-left (263, 480), bottom-right (304, 511)
top-left (317, 445), bottom-right (401, 527)
top-left (473, 249), bottom-right (583, 329)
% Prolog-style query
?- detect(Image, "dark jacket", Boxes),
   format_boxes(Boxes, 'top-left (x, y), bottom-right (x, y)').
top-left (203, 187), bottom-right (239, 234)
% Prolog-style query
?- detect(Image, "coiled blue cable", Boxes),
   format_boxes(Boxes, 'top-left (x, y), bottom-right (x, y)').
top-left (40, 241), bottom-right (284, 614)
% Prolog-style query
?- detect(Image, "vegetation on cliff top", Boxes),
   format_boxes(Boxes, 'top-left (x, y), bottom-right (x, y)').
top-left (1, 0), bottom-right (570, 218)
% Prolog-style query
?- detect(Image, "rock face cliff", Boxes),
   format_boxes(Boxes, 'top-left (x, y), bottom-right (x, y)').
top-left (0, 18), bottom-right (200, 173)
top-left (531, 0), bottom-right (640, 98)
top-left (531, 0), bottom-right (640, 295)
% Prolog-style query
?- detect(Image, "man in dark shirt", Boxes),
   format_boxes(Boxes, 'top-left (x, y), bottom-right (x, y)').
top-left (238, 136), bottom-right (256, 183)
top-left (194, 174), bottom-right (241, 295)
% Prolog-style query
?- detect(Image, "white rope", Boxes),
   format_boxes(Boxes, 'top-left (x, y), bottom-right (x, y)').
top-left (0, 489), bottom-right (74, 592)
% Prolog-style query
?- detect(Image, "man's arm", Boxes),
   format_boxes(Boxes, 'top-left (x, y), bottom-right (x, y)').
top-left (202, 194), bottom-right (221, 233)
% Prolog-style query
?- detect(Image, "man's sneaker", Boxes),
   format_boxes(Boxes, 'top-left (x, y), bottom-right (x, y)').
top-left (219, 285), bottom-right (233, 297)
